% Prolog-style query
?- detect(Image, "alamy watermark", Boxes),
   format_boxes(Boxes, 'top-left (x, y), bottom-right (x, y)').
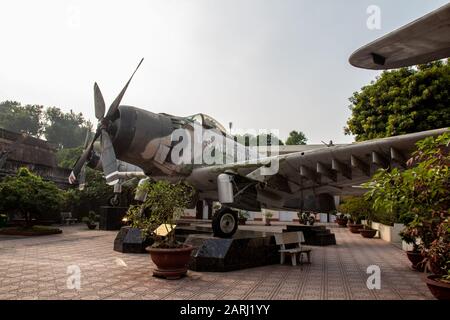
top-left (367, 5), bottom-right (381, 30)
top-left (366, 265), bottom-right (381, 290)
top-left (66, 265), bottom-right (81, 290)
top-left (168, 125), bottom-right (280, 176)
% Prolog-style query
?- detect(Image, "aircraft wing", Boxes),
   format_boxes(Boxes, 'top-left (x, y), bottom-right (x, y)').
top-left (349, 3), bottom-right (450, 70)
top-left (189, 128), bottom-right (448, 211)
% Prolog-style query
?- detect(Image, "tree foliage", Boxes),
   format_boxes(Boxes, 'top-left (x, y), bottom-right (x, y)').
top-left (0, 101), bottom-right (91, 149)
top-left (0, 167), bottom-right (64, 226)
top-left (285, 130), bottom-right (308, 145)
top-left (338, 196), bottom-right (372, 224)
top-left (44, 107), bottom-right (91, 149)
top-left (0, 101), bottom-right (43, 137)
top-left (56, 146), bottom-right (84, 169)
top-left (345, 60), bottom-right (450, 141)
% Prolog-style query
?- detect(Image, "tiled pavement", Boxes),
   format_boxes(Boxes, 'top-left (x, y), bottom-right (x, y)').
top-left (0, 224), bottom-right (434, 300)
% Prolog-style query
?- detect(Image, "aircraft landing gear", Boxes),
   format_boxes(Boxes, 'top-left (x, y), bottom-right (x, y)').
top-left (212, 207), bottom-right (238, 238)
top-left (108, 194), bottom-right (121, 207)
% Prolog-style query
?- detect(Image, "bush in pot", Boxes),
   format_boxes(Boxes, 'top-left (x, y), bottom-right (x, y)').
top-left (400, 225), bottom-right (424, 271)
top-left (263, 211), bottom-right (273, 226)
top-left (125, 180), bottom-right (195, 280)
top-left (359, 207), bottom-right (377, 239)
top-left (238, 210), bottom-right (249, 225)
top-left (298, 211), bottom-right (315, 226)
top-left (82, 210), bottom-right (98, 230)
top-left (335, 211), bottom-right (349, 227)
top-left (339, 196), bottom-right (370, 233)
top-left (423, 219), bottom-right (450, 300)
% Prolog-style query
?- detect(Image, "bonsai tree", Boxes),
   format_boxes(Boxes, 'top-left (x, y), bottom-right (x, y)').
top-left (82, 210), bottom-right (98, 229)
top-left (0, 167), bottom-right (64, 227)
top-left (238, 210), bottom-right (250, 225)
top-left (400, 226), bottom-right (420, 253)
top-left (298, 212), bottom-right (315, 225)
top-left (263, 211), bottom-right (273, 226)
top-left (126, 180), bottom-right (194, 248)
top-left (339, 196), bottom-right (370, 225)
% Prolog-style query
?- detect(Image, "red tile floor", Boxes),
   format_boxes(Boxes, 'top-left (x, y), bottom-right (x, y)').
top-left (0, 224), bottom-right (434, 300)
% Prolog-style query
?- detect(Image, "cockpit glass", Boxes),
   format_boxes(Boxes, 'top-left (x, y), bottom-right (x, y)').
top-left (186, 113), bottom-right (227, 134)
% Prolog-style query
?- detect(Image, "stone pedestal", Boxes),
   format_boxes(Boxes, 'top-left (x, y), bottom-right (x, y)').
top-left (99, 206), bottom-right (128, 231)
top-left (114, 226), bottom-right (153, 253)
top-left (185, 230), bottom-right (279, 272)
top-left (285, 225), bottom-right (336, 246)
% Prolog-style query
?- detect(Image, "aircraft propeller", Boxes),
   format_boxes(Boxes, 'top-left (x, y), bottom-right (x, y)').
top-left (69, 58), bottom-right (144, 186)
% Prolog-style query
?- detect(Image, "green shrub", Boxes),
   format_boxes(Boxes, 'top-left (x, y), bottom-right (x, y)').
top-left (0, 168), bottom-right (64, 226)
top-left (125, 180), bottom-right (194, 248)
top-left (338, 196), bottom-right (371, 224)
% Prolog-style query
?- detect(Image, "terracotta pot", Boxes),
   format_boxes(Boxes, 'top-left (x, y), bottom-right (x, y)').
top-left (424, 275), bottom-right (450, 300)
top-left (146, 245), bottom-right (194, 280)
top-left (336, 218), bottom-right (348, 227)
top-left (348, 224), bottom-right (363, 234)
top-left (406, 251), bottom-right (425, 271)
top-left (359, 229), bottom-right (377, 238)
top-left (87, 223), bottom-right (97, 230)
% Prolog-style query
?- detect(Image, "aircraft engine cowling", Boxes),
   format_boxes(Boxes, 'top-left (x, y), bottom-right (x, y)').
top-left (109, 106), bottom-right (174, 173)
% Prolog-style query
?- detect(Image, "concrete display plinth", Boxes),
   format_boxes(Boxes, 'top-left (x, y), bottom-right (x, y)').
top-left (184, 230), bottom-right (279, 272)
top-left (114, 226), bottom-right (153, 253)
top-left (99, 206), bottom-right (128, 231)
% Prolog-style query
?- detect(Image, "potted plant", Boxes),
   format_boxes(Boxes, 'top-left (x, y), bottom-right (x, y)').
top-left (82, 211), bottom-right (98, 230)
top-left (335, 212), bottom-right (349, 227)
top-left (298, 212), bottom-right (315, 226)
top-left (423, 219), bottom-right (450, 300)
top-left (264, 211), bottom-right (273, 226)
top-left (359, 204), bottom-right (377, 238)
top-left (359, 223), bottom-right (377, 238)
top-left (339, 197), bottom-right (368, 234)
top-left (238, 211), bottom-right (249, 225)
top-left (126, 180), bottom-right (195, 280)
top-left (399, 225), bottom-right (425, 271)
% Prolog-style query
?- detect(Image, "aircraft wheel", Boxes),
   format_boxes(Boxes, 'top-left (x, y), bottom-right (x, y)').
top-left (212, 207), bottom-right (238, 238)
top-left (108, 195), bottom-right (121, 207)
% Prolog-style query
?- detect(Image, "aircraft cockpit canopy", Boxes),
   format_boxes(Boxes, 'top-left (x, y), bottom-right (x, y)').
top-left (186, 113), bottom-right (228, 135)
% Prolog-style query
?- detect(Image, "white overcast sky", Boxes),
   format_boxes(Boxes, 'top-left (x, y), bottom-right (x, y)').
top-left (0, 0), bottom-right (448, 143)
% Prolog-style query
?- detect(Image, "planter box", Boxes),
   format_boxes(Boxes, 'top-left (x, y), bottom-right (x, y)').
top-left (362, 220), bottom-right (405, 248)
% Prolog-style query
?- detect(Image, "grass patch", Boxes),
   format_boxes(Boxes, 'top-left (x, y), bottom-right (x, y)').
top-left (0, 225), bottom-right (63, 236)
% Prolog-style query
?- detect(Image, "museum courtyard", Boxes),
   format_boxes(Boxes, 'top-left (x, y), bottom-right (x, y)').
top-left (0, 224), bottom-right (434, 300)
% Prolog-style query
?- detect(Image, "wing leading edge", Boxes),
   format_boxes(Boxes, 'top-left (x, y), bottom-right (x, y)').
top-left (349, 3), bottom-right (450, 70)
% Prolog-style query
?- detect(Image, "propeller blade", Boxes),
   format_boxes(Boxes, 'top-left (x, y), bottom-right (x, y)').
top-left (94, 83), bottom-right (106, 120)
top-left (78, 166), bottom-right (86, 191)
top-left (100, 129), bottom-right (119, 185)
top-left (83, 128), bottom-right (91, 149)
top-left (105, 58), bottom-right (144, 120)
top-left (69, 130), bottom-right (101, 183)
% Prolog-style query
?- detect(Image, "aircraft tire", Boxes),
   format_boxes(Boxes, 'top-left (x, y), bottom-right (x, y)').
top-left (212, 207), bottom-right (238, 238)
top-left (108, 195), bottom-right (121, 207)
